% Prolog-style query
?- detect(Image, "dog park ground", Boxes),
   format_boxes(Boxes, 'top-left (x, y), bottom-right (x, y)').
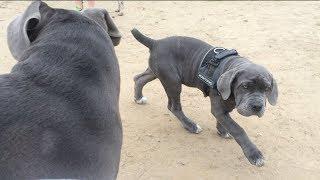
top-left (0, 1), bottom-right (319, 179)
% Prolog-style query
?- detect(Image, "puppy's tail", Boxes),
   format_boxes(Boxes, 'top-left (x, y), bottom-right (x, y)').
top-left (131, 28), bottom-right (155, 49)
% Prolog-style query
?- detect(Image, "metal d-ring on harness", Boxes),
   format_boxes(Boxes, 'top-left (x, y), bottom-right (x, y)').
top-left (197, 47), bottom-right (238, 96)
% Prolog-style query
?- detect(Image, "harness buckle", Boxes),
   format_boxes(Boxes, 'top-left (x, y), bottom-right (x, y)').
top-left (213, 47), bottom-right (226, 54)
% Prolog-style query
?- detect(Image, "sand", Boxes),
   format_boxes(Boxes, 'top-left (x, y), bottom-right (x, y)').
top-left (0, 1), bottom-right (320, 179)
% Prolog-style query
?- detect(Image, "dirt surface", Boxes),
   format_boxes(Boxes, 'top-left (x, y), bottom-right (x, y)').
top-left (0, 1), bottom-right (320, 179)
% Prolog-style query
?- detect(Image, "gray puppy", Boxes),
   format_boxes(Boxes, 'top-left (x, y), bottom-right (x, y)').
top-left (2, 1), bottom-right (122, 179)
top-left (131, 29), bottom-right (278, 167)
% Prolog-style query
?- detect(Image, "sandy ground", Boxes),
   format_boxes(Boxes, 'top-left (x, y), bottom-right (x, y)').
top-left (1, 1), bottom-right (320, 179)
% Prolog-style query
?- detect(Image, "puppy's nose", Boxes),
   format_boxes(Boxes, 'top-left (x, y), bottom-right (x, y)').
top-left (252, 103), bottom-right (263, 112)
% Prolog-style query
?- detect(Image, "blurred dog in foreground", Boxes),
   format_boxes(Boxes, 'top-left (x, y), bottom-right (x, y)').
top-left (2, 1), bottom-right (122, 179)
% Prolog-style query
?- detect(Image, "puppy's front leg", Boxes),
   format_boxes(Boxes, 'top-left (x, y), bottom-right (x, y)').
top-left (210, 94), bottom-right (264, 167)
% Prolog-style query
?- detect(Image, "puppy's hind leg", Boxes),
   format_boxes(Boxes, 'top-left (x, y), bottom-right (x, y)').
top-left (134, 68), bottom-right (156, 104)
top-left (159, 75), bottom-right (202, 134)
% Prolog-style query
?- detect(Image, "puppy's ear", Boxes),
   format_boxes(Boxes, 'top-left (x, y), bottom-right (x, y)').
top-left (7, 1), bottom-right (53, 60)
top-left (103, 10), bottom-right (121, 46)
top-left (266, 77), bottom-right (278, 106)
top-left (217, 65), bottom-right (245, 100)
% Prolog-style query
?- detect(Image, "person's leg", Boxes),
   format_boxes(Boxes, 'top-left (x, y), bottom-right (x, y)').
top-left (116, 1), bottom-right (124, 16)
top-left (87, 0), bottom-right (95, 8)
top-left (75, 0), bottom-right (83, 11)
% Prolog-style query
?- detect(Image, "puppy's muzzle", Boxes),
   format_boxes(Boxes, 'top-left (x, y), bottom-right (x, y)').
top-left (251, 102), bottom-right (263, 112)
top-left (249, 100), bottom-right (265, 117)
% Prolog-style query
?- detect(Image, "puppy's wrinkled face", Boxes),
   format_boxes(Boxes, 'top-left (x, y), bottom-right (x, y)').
top-left (233, 65), bottom-right (273, 117)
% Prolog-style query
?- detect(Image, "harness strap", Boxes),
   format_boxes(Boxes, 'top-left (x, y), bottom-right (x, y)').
top-left (197, 47), bottom-right (238, 96)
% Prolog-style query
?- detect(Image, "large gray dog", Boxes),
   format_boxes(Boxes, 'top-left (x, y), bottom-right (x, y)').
top-left (132, 29), bottom-right (278, 167)
top-left (1, 1), bottom-right (122, 179)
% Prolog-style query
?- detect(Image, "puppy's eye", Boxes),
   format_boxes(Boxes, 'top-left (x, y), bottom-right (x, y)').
top-left (243, 84), bottom-right (248, 89)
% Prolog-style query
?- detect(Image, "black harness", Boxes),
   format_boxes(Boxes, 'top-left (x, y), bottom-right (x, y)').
top-left (197, 47), bottom-right (238, 96)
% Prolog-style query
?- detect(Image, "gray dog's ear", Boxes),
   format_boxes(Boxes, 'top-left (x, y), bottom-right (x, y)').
top-left (82, 8), bottom-right (121, 46)
top-left (7, 1), bottom-right (52, 60)
top-left (217, 66), bottom-right (244, 100)
top-left (266, 77), bottom-right (278, 106)
top-left (103, 10), bottom-right (121, 46)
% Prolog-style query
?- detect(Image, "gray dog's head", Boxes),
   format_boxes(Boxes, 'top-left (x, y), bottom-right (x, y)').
top-left (217, 62), bottom-right (278, 117)
top-left (7, 1), bottom-right (121, 61)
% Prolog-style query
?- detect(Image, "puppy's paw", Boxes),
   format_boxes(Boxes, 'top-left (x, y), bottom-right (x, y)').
top-left (183, 123), bottom-right (202, 134)
top-left (217, 131), bottom-right (233, 139)
top-left (135, 96), bottom-right (147, 104)
top-left (244, 148), bottom-right (265, 167)
top-left (195, 124), bottom-right (203, 134)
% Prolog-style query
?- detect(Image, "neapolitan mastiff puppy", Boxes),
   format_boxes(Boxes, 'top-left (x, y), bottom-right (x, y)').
top-left (1, 1), bottom-right (122, 179)
top-left (131, 28), bottom-right (278, 167)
